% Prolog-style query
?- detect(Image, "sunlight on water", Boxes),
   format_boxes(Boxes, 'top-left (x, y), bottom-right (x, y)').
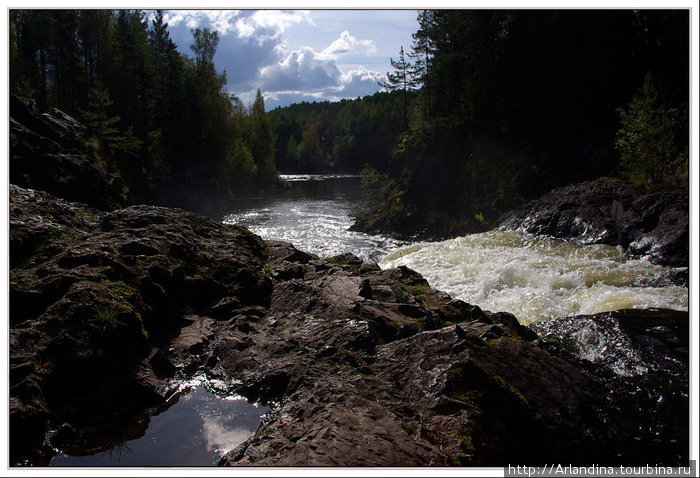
top-left (380, 230), bottom-right (687, 324)
top-left (224, 199), bottom-right (406, 263)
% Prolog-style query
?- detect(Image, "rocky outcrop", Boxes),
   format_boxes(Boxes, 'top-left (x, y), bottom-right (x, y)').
top-left (497, 177), bottom-right (688, 267)
top-left (9, 95), bottom-right (150, 210)
top-left (9, 185), bottom-right (688, 467)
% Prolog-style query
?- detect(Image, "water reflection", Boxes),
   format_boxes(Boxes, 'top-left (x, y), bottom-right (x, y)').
top-left (50, 387), bottom-right (268, 467)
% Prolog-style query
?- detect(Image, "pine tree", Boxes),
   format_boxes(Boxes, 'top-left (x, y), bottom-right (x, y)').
top-left (379, 46), bottom-right (417, 126)
top-left (80, 80), bottom-right (121, 139)
top-left (249, 89), bottom-right (278, 183)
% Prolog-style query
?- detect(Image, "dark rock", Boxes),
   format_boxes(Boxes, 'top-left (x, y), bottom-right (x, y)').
top-left (9, 185), bottom-right (689, 467)
top-left (531, 308), bottom-right (689, 464)
top-left (497, 177), bottom-right (688, 267)
top-left (10, 95), bottom-right (150, 210)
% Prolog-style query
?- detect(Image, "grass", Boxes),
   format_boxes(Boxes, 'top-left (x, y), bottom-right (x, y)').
top-left (93, 305), bottom-right (123, 330)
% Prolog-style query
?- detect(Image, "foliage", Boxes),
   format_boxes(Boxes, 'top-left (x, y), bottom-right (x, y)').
top-left (615, 73), bottom-right (688, 189)
top-left (379, 46), bottom-right (419, 125)
top-left (9, 9), bottom-right (280, 200)
top-left (268, 90), bottom-right (413, 174)
top-left (355, 9), bottom-right (689, 237)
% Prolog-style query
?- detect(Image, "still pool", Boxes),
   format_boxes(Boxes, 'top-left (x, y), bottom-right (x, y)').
top-left (50, 385), bottom-right (269, 467)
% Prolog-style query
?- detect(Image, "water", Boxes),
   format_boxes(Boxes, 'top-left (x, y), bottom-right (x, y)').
top-left (224, 175), bottom-right (687, 325)
top-left (50, 382), bottom-right (268, 467)
top-left (381, 231), bottom-right (687, 324)
top-left (223, 175), bottom-right (407, 263)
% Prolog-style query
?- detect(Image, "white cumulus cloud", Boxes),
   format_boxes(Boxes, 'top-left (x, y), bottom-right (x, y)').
top-left (163, 10), bottom-right (240, 36)
top-left (320, 30), bottom-right (377, 59)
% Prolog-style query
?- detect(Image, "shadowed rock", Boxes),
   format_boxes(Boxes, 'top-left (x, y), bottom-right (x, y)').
top-left (9, 185), bottom-right (688, 467)
top-left (497, 177), bottom-right (688, 268)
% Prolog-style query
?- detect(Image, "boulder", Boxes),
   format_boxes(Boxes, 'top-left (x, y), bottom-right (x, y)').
top-left (496, 177), bottom-right (688, 267)
top-left (9, 95), bottom-right (151, 210)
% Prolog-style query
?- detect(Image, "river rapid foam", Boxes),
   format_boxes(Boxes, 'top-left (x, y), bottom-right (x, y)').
top-left (380, 230), bottom-right (687, 324)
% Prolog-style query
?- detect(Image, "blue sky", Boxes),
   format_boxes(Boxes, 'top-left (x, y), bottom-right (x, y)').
top-left (156, 10), bottom-right (419, 110)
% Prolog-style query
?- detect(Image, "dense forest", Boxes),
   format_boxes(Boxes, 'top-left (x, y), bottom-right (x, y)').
top-left (353, 10), bottom-right (689, 238)
top-left (9, 10), bottom-right (278, 200)
top-left (268, 90), bottom-right (414, 174)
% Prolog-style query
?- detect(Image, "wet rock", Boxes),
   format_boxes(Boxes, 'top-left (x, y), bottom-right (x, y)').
top-left (497, 177), bottom-right (688, 267)
top-left (531, 308), bottom-right (689, 464)
top-left (9, 184), bottom-right (689, 467)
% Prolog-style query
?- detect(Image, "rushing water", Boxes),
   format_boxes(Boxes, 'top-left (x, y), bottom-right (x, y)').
top-left (223, 175), bottom-right (407, 263)
top-left (381, 231), bottom-right (688, 324)
top-left (224, 175), bottom-right (688, 325)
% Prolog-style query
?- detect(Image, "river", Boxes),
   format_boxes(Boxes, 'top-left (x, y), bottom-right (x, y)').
top-left (224, 174), bottom-right (688, 325)
top-left (50, 174), bottom-right (688, 466)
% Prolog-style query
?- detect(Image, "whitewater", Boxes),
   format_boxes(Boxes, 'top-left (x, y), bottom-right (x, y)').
top-left (224, 175), bottom-right (687, 325)
top-left (381, 230), bottom-right (687, 324)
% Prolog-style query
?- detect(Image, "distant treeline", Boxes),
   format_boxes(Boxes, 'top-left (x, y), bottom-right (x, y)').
top-left (268, 90), bottom-right (415, 174)
top-left (354, 10), bottom-right (689, 238)
top-left (9, 10), bottom-right (278, 199)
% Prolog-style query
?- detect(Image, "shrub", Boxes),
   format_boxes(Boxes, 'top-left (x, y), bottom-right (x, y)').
top-left (615, 73), bottom-right (688, 189)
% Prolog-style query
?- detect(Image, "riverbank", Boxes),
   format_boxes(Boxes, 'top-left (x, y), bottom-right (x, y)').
top-left (9, 184), bottom-right (689, 466)
top-left (8, 101), bottom-right (690, 467)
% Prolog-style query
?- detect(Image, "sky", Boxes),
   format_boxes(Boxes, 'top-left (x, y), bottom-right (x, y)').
top-left (156, 9), bottom-right (419, 110)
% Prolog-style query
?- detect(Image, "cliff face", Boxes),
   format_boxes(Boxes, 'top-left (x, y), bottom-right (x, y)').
top-left (9, 184), bottom-right (688, 467)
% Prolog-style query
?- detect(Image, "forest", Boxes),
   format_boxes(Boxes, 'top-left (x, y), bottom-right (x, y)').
top-left (9, 10), bottom-right (278, 200)
top-left (9, 9), bottom-right (689, 232)
top-left (353, 10), bottom-right (689, 237)
top-left (268, 90), bottom-right (414, 174)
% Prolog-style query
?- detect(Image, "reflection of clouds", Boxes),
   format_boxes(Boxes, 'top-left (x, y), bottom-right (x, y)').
top-left (202, 416), bottom-right (254, 456)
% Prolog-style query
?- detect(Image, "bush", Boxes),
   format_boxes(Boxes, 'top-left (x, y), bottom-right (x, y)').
top-left (615, 73), bottom-right (688, 189)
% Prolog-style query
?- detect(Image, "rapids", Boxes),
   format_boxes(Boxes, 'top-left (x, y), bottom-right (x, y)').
top-left (223, 175), bottom-right (687, 325)
top-left (380, 230), bottom-right (688, 324)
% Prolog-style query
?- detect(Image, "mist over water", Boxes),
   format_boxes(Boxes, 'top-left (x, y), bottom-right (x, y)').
top-left (380, 231), bottom-right (688, 324)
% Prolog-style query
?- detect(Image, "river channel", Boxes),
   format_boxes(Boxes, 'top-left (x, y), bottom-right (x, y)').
top-left (224, 174), bottom-right (687, 325)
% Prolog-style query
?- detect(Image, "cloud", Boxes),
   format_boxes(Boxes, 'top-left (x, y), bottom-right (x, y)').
top-left (258, 30), bottom-right (381, 98)
top-left (319, 30), bottom-right (377, 59)
top-left (158, 10), bottom-right (386, 109)
top-left (163, 10), bottom-right (241, 36)
top-left (162, 10), bottom-right (312, 39)
top-left (235, 10), bottom-right (313, 40)
top-left (333, 66), bottom-right (384, 98)
top-left (259, 47), bottom-right (342, 92)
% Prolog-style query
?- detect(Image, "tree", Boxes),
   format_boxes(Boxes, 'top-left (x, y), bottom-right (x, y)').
top-left (298, 122), bottom-right (323, 172)
top-left (379, 46), bottom-right (417, 126)
top-left (615, 73), bottom-right (688, 189)
top-left (190, 27), bottom-right (219, 66)
top-left (286, 135), bottom-right (299, 170)
top-left (80, 80), bottom-right (121, 139)
top-left (409, 10), bottom-right (437, 118)
top-left (248, 89), bottom-right (278, 183)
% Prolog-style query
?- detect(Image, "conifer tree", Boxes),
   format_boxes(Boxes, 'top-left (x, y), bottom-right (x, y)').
top-left (379, 46), bottom-right (417, 126)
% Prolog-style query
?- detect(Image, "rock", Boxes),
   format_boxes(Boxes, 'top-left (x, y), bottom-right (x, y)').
top-left (9, 95), bottom-right (150, 210)
top-left (497, 177), bottom-right (688, 267)
top-left (9, 185), bottom-right (689, 467)
top-left (531, 308), bottom-right (689, 464)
